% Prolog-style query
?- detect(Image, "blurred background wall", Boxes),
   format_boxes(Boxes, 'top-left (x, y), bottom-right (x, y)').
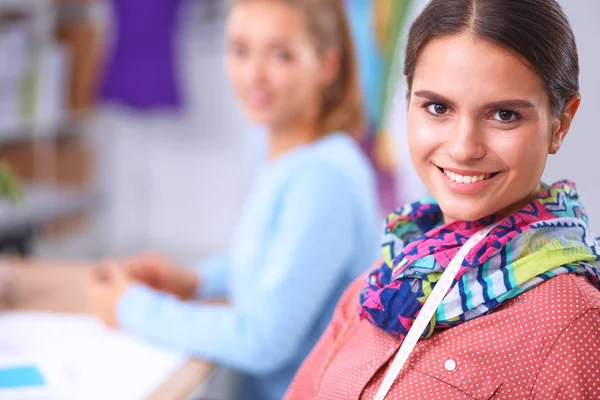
top-left (0, 0), bottom-right (598, 266)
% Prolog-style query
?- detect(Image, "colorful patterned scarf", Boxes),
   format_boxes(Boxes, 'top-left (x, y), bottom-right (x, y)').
top-left (359, 180), bottom-right (600, 339)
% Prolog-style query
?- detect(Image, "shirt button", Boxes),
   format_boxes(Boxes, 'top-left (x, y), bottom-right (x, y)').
top-left (444, 359), bottom-right (457, 371)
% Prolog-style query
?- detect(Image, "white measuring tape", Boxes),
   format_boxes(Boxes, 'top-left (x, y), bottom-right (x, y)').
top-left (373, 221), bottom-right (502, 400)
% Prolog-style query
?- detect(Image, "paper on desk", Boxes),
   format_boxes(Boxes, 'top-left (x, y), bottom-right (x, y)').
top-left (0, 312), bottom-right (187, 400)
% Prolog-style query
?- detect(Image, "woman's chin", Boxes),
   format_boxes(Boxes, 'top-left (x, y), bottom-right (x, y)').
top-left (244, 111), bottom-right (272, 126)
top-left (438, 200), bottom-right (497, 224)
top-left (240, 103), bottom-right (276, 123)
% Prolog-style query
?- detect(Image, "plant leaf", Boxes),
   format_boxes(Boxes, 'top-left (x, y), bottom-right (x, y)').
top-left (0, 165), bottom-right (24, 204)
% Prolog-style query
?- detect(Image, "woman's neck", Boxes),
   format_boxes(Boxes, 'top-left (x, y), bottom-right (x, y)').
top-left (267, 120), bottom-right (322, 161)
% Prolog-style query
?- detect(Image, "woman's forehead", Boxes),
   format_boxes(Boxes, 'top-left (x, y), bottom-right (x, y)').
top-left (411, 34), bottom-right (548, 108)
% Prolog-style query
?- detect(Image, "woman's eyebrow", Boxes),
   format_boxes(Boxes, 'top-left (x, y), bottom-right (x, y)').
top-left (414, 90), bottom-right (536, 110)
top-left (482, 99), bottom-right (536, 110)
top-left (413, 90), bottom-right (456, 109)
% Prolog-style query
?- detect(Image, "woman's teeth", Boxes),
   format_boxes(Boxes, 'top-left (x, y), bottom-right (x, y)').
top-left (443, 169), bottom-right (491, 184)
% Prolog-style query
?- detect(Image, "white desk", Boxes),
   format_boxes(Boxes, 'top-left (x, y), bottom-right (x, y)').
top-left (4, 258), bottom-right (214, 400)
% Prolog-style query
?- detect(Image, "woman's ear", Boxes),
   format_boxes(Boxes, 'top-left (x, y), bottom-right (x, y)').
top-left (319, 48), bottom-right (342, 88)
top-left (549, 95), bottom-right (581, 154)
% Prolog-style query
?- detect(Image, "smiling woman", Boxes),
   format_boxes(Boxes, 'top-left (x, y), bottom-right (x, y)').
top-left (404, 1), bottom-right (580, 223)
top-left (226, 0), bottom-right (364, 146)
top-left (406, 32), bottom-right (579, 223)
top-left (284, 0), bottom-right (600, 399)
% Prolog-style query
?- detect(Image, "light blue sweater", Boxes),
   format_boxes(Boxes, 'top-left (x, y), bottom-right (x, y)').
top-left (117, 133), bottom-right (381, 400)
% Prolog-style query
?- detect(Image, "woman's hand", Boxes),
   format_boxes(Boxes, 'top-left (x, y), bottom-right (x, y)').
top-left (121, 252), bottom-right (199, 300)
top-left (0, 267), bottom-right (15, 311)
top-left (87, 262), bottom-right (134, 328)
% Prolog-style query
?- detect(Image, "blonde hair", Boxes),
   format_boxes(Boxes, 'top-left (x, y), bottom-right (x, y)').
top-left (231, 0), bottom-right (365, 136)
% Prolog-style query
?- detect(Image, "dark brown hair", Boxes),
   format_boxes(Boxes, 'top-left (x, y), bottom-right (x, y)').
top-left (231, 0), bottom-right (365, 136)
top-left (404, 0), bottom-right (580, 115)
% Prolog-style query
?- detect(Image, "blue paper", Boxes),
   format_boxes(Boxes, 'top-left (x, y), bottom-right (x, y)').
top-left (0, 365), bottom-right (46, 388)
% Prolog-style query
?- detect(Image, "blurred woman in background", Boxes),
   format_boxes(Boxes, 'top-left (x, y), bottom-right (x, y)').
top-left (87, 0), bottom-right (380, 399)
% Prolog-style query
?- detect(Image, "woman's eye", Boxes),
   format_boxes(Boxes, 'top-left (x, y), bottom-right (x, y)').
top-left (230, 45), bottom-right (247, 57)
top-left (273, 50), bottom-right (291, 62)
top-left (426, 103), bottom-right (449, 115)
top-left (492, 110), bottom-right (520, 123)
